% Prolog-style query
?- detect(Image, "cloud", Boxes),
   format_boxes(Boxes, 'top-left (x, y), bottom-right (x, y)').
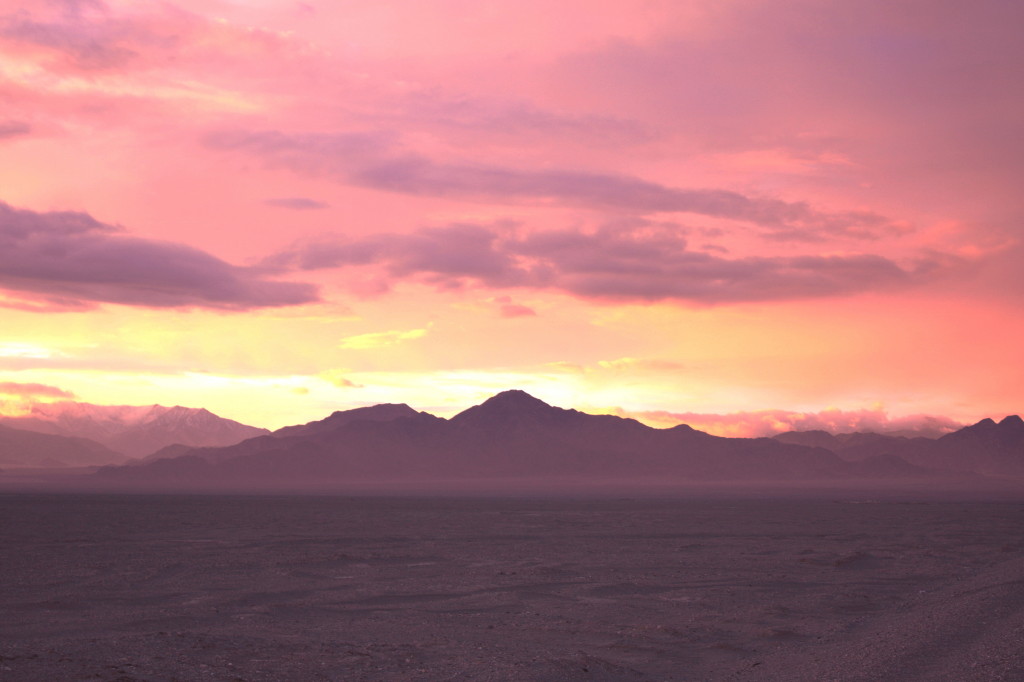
top-left (0, 0), bottom-right (313, 128)
top-left (0, 120), bottom-right (31, 139)
top-left (0, 1), bottom-right (293, 76)
top-left (500, 303), bottom-right (536, 317)
top-left (464, 296), bottom-right (537, 318)
top-left (0, 0), bottom-right (158, 72)
top-left (268, 221), bottom-right (949, 305)
top-left (0, 381), bottom-right (75, 399)
top-left (390, 90), bottom-right (649, 145)
top-left (318, 370), bottom-right (363, 388)
top-left (627, 407), bottom-right (964, 439)
top-left (338, 327), bottom-right (429, 350)
top-left (264, 197), bottom-right (329, 210)
top-left (264, 222), bottom-right (527, 288)
top-left (203, 129), bottom-right (893, 238)
top-left (596, 357), bottom-right (686, 373)
top-left (0, 342), bottom-right (59, 359)
top-left (494, 296), bottom-right (537, 318)
top-left (0, 380), bottom-right (75, 416)
top-left (551, 1), bottom-right (1024, 246)
top-left (0, 201), bottom-right (318, 311)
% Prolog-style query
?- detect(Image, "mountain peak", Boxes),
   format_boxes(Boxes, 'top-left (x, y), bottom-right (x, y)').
top-left (272, 403), bottom-right (420, 439)
top-left (940, 415), bottom-right (1024, 454)
top-left (0, 401), bottom-right (266, 457)
top-left (329, 403), bottom-right (416, 418)
top-left (478, 390), bottom-right (552, 411)
top-left (450, 390), bottom-right (562, 427)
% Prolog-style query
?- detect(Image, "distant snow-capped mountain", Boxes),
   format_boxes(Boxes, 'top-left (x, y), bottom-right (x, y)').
top-left (0, 402), bottom-right (269, 457)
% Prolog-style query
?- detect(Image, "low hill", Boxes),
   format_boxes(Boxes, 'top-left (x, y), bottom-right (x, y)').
top-left (0, 424), bottom-right (129, 468)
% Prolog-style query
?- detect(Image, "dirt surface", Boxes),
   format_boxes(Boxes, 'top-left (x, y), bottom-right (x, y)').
top-left (2, 493), bottom-right (1023, 681)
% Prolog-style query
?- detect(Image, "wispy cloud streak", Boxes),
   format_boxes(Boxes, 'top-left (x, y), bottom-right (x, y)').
top-left (266, 222), bottom-right (948, 304)
top-left (204, 129), bottom-right (893, 238)
top-left (0, 381), bottom-right (75, 399)
top-left (0, 120), bottom-right (31, 139)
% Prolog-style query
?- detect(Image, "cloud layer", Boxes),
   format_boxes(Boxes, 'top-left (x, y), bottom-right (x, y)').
top-left (0, 381), bottom-right (75, 399)
top-left (1, 0), bottom-right (1021, 428)
top-left (0, 202), bottom-right (317, 311)
top-left (0, 120), bottom-right (31, 139)
top-left (267, 222), bottom-right (946, 305)
top-left (205, 129), bottom-right (894, 240)
top-left (264, 197), bottom-right (330, 211)
top-left (631, 407), bottom-right (964, 439)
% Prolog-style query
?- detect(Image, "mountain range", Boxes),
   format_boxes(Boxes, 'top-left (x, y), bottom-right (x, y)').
top-left (91, 390), bottom-right (1023, 490)
top-left (774, 415), bottom-right (1024, 477)
top-left (0, 423), bottom-right (127, 469)
top-left (0, 402), bottom-right (269, 465)
top-left (3, 391), bottom-right (1021, 488)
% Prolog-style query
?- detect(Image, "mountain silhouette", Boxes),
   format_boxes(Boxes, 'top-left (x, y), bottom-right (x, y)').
top-left (919, 415), bottom-right (1024, 475)
top-left (451, 390), bottom-right (566, 426)
top-left (775, 416), bottom-right (1024, 477)
top-left (97, 390), bottom-right (881, 489)
top-left (0, 402), bottom-right (269, 457)
top-left (272, 403), bottom-right (420, 439)
top-left (0, 423), bottom-right (128, 468)
top-left (773, 430), bottom-right (930, 461)
top-left (7, 391), bottom-right (1017, 490)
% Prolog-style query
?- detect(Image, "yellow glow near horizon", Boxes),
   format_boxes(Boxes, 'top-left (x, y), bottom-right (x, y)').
top-left (338, 328), bottom-right (430, 350)
top-left (0, 289), bottom-right (1020, 431)
top-left (0, 343), bottom-right (59, 359)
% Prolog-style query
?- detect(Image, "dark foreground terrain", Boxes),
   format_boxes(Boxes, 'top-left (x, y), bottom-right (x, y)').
top-left (2, 493), bottom-right (1023, 681)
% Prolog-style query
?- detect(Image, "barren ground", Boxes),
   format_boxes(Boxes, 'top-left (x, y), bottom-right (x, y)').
top-left (2, 493), bottom-right (1023, 681)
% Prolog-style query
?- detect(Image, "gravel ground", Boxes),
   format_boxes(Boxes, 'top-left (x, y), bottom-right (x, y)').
top-left (1, 493), bottom-right (1022, 681)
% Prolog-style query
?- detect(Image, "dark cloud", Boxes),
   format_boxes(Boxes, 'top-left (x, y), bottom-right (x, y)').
top-left (264, 197), bottom-right (330, 210)
top-left (0, 382), bottom-right (75, 399)
top-left (264, 223), bottom-right (527, 288)
top-left (203, 129), bottom-right (893, 238)
top-left (0, 202), bottom-right (318, 311)
top-left (0, 120), bottom-right (31, 139)
top-left (268, 221), bottom-right (946, 305)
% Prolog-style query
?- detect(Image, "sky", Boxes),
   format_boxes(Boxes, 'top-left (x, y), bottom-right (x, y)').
top-left (0, 0), bottom-right (1022, 435)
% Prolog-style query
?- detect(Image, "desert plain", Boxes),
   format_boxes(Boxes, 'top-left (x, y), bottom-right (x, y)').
top-left (2, 491), bottom-right (1023, 681)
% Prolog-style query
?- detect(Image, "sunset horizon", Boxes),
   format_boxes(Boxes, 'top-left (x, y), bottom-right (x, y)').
top-left (2, 0), bottom-right (1022, 438)
top-left (0, 384), bottom-right (991, 440)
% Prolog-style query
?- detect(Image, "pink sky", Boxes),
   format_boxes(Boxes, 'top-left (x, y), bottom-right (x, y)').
top-left (0, 0), bottom-right (1021, 432)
